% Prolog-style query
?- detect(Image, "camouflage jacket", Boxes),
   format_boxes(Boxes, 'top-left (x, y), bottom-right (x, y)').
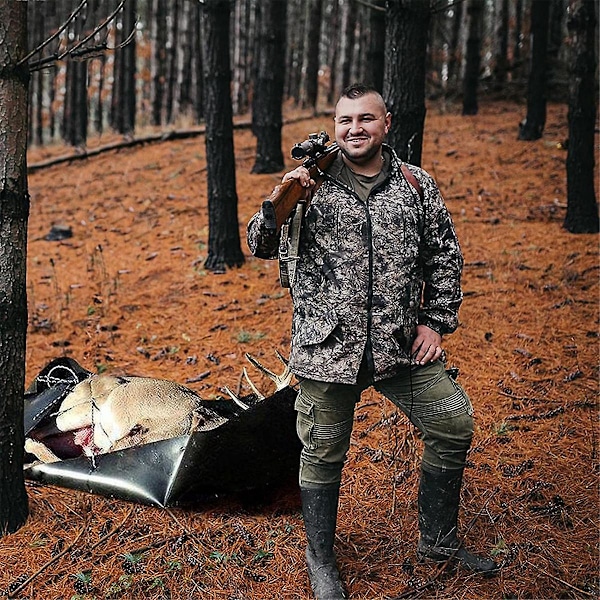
top-left (246, 146), bottom-right (464, 384)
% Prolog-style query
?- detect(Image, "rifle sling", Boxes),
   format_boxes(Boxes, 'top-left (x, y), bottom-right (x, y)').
top-left (278, 199), bottom-right (305, 288)
top-left (400, 163), bottom-right (423, 201)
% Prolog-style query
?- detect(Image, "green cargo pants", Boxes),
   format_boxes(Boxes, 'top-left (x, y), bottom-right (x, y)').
top-left (295, 360), bottom-right (474, 488)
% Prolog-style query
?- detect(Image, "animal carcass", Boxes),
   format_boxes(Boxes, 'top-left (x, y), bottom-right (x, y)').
top-left (23, 355), bottom-right (301, 507)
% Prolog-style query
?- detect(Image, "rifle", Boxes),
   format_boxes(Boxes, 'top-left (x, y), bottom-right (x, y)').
top-left (261, 131), bottom-right (338, 233)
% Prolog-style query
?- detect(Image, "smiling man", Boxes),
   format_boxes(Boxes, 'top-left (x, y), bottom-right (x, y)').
top-left (334, 90), bottom-right (391, 172)
top-left (247, 84), bottom-right (498, 600)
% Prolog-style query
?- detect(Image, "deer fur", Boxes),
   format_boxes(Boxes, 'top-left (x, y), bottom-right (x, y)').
top-left (25, 353), bottom-right (292, 464)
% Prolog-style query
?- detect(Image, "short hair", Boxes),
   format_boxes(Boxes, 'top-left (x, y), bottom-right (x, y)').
top-left (339, 83), bottom-right (382, 101)
top-left (337, 83), bottom-right (387, 112)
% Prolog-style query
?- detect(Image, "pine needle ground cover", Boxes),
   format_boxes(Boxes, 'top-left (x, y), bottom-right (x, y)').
top-left (2, 101), bottom-right (597, 600)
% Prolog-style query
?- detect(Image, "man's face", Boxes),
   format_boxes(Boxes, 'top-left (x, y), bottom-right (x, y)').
top-left (334, 93), bottom-right (391, 167)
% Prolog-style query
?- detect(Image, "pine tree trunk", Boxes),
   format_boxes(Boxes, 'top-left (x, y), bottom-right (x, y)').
top-left (383, 0), bottom-right (430, 166)
top-left (177, 0), bottom-right (193, 118)
top-left (63, 9), bottom-right (88, 148)
top-left (251, 0), bottom-right (286, 174)
top-left (301, 0), bottom-right (322, 110)
top-left (514, 0), bottom-right (523, 64)
top-left (200, 0), bottom-right (244, 272)
top-left (326, 0), bottom-right (340, 104)
top-left (28, 2), bottom-right (45, 145)
top-left (494, 0), bottom-right (510, 85)
top-left (151, 0), bottom-right (167, 126)
top-left (336, 0), bottom-right (356, 95)
top-left (0, 0), bottom-right (30, 536)
top-left (564, 0), bottom-right (598, 233)
top-left (165, 0), bottom-right (180, 124)
top-left (191, 3), bottom-right (203, 122)
top-left (548, 0), bottom-right (567, 90)
top-left (94, 54), bottom-right (106, 134)
top-left (462, 0), bottom-right (483, 115)
top-left (518, 0), bottom-right (549, 140)
top-left (111, 0), bottom-right (136, 136)
top-left (365, 0), bottom-right (385, 93)
top-left (232, 0), bottom-right (255, 115)
top-left (284, 0), bottom-right (304, 103)
top-left (447, 0), bottom-right (464, 89)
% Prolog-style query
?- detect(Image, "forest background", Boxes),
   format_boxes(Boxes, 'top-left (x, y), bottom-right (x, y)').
top-left (0, 0), bottom-right (598, 599)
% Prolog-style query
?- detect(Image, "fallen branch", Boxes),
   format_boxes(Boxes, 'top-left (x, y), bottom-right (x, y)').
top-left (27, 126), bottom-right (217, 172)
top-left (497, 390), bottom-right (545, 402)
top-left (185, 370), bottom-right (211, 384)
top-left (7, 505), bottom-right (135, 598)
top-left (7, 523), bottom-right (88, 598)
top-left (27, 111), bottom-right (332, 173)
top-left (528, 561), bottom-right (596, 598)
top-left (88, 505), bottom-right (136, 552)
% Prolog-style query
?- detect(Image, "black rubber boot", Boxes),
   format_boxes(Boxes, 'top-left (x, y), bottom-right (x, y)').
top-left (417, 468), bottom-right (499, 576)
top-left (300, 487), bottom-right (348, 600)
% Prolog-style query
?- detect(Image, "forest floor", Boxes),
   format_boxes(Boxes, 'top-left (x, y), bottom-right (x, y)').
top-left (1, 99), bottom-right (598, 600)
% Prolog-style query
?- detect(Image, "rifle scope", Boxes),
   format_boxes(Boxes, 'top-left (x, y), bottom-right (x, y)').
top-left (291, 131), bottom-right (330, 160)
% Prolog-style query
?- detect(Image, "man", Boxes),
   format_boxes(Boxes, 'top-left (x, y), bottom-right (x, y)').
top-left (247, 84), bottom-right (497, 600)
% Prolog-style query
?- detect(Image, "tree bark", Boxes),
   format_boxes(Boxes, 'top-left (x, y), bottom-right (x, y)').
top-left (27, 1), bottom-right (45, 145)
top-left (383, 0), bottom-right (430, 166)
top-left (251, 0), bottom-right (286, 174)
top-left (0, 0), bottom-right (30, 536)
top-left (284, 0), bottom-right (305, 104)
top-left (232, 0), bottom-right (255, 115)
top-left (563, 0), bottom-right (598, 233)
top-left (151, 0), bottom-right (167, 126)
top-left (365, 0), bottom-right (385, 93)
top-left (447, 0), bottom-right (464, 89)
top-left (518, 0), bottom-right (550, 140)
top-left (199, 0), bottom-right (244, 272)
top-left (462, 0), bottom-right (484, 115)
top-left (112, 0), bottom-right (136, 136)
top-left (191, 3), bottom-right (203, 123)
top-left (513, 0), bottom-right (523, 64)
top-left (336, 0), bottom-right (356, 95)
top-left (301, 0), bottom-right (323, 110)
top-left (325, 0), bottom-right (340, 104)
top-left (176, 0), bottom-right (193, 119)
top-left (547, 0), bottom-right (567, 92)
top-left (63, 8), bottom-right (88, 148)
top-left (494, 0), bottom-right (510, 85)
top-left (165, 0), bottom-right (180, 124)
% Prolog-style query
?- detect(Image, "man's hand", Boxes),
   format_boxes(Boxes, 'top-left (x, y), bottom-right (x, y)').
top-left (411, 324), bottom-right (443, 366)
top-left (282, 166), bottom-right (315, 201)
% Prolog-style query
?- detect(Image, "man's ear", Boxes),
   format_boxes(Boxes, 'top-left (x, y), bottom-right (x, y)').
top-left (385, 111), bottom-right (392, 133)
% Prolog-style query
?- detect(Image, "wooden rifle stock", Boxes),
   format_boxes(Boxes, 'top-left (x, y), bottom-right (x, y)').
top-left (261, 143), bottom-right (339, 233)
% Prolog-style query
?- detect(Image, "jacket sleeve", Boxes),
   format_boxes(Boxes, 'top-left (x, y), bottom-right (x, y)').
top-left (246, 209), bottom-right (280, 260)
top-left (415, 169), bottom-right (464, 336)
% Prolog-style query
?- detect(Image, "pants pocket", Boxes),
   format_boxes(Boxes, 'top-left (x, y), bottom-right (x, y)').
top-left (295, 390), bottom-right (316, 450)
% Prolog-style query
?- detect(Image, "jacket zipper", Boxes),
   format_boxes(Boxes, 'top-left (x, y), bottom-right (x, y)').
top-left (364, 194), bottom-right (375, 377)
top-left (326, 175), bottom-right (376, 378)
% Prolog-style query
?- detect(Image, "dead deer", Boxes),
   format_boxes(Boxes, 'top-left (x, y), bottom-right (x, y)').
top-left (25, 353), bottom-right (292, 464)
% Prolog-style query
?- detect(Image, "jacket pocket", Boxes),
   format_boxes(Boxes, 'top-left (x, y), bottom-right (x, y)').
top-left (294, 308), bottom-right (339, 347)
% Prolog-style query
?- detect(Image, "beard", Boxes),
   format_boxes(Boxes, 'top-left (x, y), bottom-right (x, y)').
top-left (339, 140), bottom-right (380, 166)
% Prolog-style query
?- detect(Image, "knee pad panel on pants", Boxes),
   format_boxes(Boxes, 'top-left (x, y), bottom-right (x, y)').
top-left (376, 362), bottom-right (474, 471)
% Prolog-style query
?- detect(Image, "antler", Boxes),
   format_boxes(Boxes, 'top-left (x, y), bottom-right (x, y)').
top-left (224, 353), bottom-right (293, 406)
top-left (244, 352), bottom-right (292, 391)
top-left (223, 387), bottom-right (250, 410)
